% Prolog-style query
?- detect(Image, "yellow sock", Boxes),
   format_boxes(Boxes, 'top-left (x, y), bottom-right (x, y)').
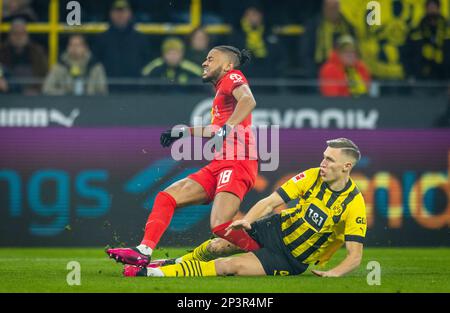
top-left (180, 239), bottom-right (216, 262)
top-left (160, 260), bottom-right (217, 277)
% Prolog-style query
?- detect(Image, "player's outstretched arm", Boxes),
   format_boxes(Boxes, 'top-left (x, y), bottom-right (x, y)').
top-left (160, 125), bottom-right (213, 148)
top-left (312, 241), bottom-right (363, 278)
top-left (225, 192), bottom-right (284, 234)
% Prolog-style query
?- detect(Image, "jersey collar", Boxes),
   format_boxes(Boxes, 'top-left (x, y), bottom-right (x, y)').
top-left (214, 69), bottom-right (239, 89)
top-left (325, 178), bottom-right (353, 194)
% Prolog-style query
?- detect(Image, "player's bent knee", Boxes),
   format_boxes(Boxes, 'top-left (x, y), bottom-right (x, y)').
top-left (162, 187), bottom-right (180, 202)
top-left (163, 180), bottom-right (195, 206)
top-left (207, 238), bottom-right (238, 256)
top-left (163, 181), bottom-right (184, 195)
top-left (156, 190), bottom-right (178, 208)
top-left (210, 219), bottom-right (228, 230)
top-left (206, 238), bottom-right (223, 254)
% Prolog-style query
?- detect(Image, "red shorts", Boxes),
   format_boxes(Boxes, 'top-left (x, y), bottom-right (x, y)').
top-left (188, 159), bottom-right (258, 203)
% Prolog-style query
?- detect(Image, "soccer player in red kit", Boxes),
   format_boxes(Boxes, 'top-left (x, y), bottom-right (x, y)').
top-left (107, 46), bottom-right (261, 267)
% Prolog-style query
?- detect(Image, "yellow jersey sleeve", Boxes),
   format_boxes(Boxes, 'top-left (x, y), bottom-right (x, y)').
top-left (276, 168), bottom-right (319, 203)
top-left (342, 193), bottom-right (367, 243)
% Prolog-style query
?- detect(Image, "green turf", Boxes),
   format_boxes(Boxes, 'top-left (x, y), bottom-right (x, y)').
top-left (0, 247), bottom-right (449, 293)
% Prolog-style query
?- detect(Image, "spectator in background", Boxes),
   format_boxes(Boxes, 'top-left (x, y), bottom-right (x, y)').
top-left (141, 37), bottom-right (202, 86)
top-left (0, 19), bottom-right (47, 95)
top-left (43, 34), bottom-right (108, 95)
top-left (300, 0), bottom-right (355, 78)
top-left (358, 0), bottom-right (411, 82)
top-left (0, 63), bottom-right (9, 93)
top-left (319, 35), bottom-right (371, 97)
top-left (403, 0), bottom-right (450, 82)
top-left (185, 27), bottom-right (211, 66)
top-left (94, 0), bottom-right (150, 78)
top-left (232, 5), bottom-right (285, 78)
top-left (2, 0), bottom-right (38, 22)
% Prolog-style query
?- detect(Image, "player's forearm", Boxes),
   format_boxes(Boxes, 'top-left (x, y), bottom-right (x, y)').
top-left (225, 95), bottom-right (256, 128)
top-left (184, 125), bottom-right (233, 138)
top-left (187, 126), bottom-right (206, 137)
top-left (184, 126), bottom-right (214, 138)
top-left (243, 197), bottom-right (275, 224)
top-left (327, 253), bottom-right (362, 277)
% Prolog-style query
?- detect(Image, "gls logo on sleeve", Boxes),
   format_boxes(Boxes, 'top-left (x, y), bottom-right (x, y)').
top-left (356, 217), bottom-right (367, 224)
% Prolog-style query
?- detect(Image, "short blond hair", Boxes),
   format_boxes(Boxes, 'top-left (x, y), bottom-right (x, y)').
top-left (326, 138), bottom-right (361, 163)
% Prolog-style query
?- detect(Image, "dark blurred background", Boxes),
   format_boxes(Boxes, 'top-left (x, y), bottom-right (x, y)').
top-left (0, 0), bottom-right (448, 97)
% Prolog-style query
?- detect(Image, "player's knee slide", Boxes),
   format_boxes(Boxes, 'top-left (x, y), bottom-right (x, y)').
top-left (207, 238), bottom-right (232, 255)
top-left (206, 238), bottom-right (220, 254)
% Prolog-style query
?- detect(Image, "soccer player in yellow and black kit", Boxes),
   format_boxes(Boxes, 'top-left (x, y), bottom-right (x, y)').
top-left (124, 138), bottom-right (367, 277)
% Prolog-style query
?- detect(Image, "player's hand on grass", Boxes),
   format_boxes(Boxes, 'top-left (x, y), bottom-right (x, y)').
top-left (160, 127), bottom-right (189, 147)
top-left (311, 270), bottom-right (340, 277)
top-left (224, 219), bottom-right (252, 236)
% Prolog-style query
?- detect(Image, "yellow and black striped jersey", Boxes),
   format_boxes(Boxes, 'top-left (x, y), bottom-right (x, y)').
top-left (276, 167), bottom-right (367, 265)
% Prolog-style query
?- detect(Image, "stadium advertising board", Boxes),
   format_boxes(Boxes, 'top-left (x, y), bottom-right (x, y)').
top-left (0, 94), bottom-right (447, 128)
top-left (0, 128), bottom-right (449, 246)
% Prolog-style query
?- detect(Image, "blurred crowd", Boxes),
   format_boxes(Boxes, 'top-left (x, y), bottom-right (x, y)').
top-left (0, 0), bottom-right (449, 96)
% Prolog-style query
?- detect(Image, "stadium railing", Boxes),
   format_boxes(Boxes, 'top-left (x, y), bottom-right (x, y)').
top-left (2, 77), bottom-right (448, 97)
top-left (0, 0), bottom-right (304, 69)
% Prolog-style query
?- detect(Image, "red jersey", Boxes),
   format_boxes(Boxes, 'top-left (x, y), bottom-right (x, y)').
top-left (211, 70), bottom-right (256, 160)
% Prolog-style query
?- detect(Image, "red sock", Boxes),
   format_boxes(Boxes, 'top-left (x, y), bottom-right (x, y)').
top-left (212, 221), bottom-right (261, 251)
top-left (141, 191), bottom-right (177, 249)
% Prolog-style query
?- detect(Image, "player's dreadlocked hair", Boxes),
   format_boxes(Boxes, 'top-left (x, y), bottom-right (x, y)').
top-left (213, 45), bottom-right (252, 69)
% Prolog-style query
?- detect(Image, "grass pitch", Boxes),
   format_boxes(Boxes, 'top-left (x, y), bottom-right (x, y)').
top-left (0, 247), bottom-right (449, 293)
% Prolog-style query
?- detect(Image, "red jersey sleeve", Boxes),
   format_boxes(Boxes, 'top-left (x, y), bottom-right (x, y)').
top-left (221, 70), bottom-right (248, 95)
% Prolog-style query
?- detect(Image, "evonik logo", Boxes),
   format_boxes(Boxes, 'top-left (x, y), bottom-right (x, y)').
top-left (190, 98), bottom-right (379, 129)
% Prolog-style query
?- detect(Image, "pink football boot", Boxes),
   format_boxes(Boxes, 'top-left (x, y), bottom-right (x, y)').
top-left (106, 247), bottom-right (150, 267)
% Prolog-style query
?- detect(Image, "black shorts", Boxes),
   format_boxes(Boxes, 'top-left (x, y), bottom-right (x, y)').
top-left (248, 214), bottom-right (309, 276)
